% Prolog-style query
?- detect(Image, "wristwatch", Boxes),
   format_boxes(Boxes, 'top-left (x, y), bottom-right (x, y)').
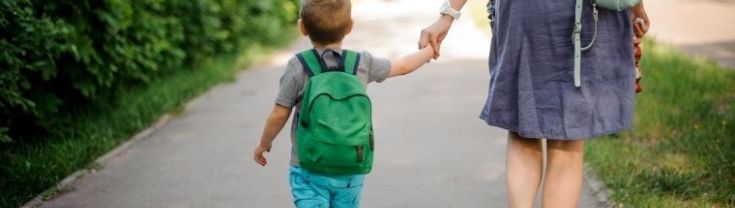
top-left (440, 0), bottom-right (461, 20)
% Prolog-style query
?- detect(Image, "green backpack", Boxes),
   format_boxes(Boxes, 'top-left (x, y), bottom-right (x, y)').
top-left (295, 49), bottom-right (374, 176)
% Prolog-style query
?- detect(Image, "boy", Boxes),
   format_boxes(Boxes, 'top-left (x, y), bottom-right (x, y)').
top-left (252, 0), bottom-right (435, 207)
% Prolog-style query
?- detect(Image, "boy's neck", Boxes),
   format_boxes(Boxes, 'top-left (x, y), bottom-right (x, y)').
top-left (312, 42), bottom-right (343, 50)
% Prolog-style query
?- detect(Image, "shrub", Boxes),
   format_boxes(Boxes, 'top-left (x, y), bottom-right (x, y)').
top-left (0, 0), bottom-right (298, 143)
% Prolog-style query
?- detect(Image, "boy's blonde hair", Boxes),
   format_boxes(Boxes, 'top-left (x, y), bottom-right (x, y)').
top-left (300, 0), bottom-right (352, 45)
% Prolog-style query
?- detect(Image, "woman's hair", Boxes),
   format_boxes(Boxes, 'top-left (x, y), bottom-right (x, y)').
top-left (300, 0), bottom-right (352, 45)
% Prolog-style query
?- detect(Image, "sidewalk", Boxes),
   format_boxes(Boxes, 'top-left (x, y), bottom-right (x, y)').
top-left (645, 0), bottom-right (735, 67)
top-left (33, 0), bottom-right (603, 207)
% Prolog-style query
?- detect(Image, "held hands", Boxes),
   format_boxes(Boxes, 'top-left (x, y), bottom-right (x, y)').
top-left (253, 143), bottom-right (272, 166)
top-left (419, 15), bottom-right (453, 59)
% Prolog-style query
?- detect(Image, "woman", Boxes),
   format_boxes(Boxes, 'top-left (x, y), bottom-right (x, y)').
top-left (419, 0), bottom-right (650, 207)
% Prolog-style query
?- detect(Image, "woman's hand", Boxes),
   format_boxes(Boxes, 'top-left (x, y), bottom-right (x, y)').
top-left (631, 3), bottom-right (650, 38)
top-left (419, 15), bottom-right (453, 59)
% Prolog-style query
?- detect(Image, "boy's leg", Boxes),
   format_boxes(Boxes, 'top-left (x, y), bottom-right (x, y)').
top-left (329, 175), bottom-right (365, 208)
top-left (290, 166), bottom-right (330, 208)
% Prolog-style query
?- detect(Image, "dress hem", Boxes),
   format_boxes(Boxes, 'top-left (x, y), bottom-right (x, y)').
top-left (479, 115), bottom-right (632, 140)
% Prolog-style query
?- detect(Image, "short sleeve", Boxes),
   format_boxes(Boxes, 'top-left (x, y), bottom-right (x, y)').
top-left (360, 51), bottom-right (391, 83)
top-left (274, 58), bottom-right (306, 108)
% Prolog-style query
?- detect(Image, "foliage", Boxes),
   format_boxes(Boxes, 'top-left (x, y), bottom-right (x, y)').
top-left (0, 0), bottom-right (298, 143)
top-left (0, 0), bottom-right (297, 207)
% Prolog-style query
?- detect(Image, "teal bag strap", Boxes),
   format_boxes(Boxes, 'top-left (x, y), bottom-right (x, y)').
top-left (597, 0), bottom-right (640, 11)
top-left (296, 49), bottom-right (324, 77)
top-left (342, 50), bottom-right (361, 75)
top-left (573, 0), bottom-right (599, 87)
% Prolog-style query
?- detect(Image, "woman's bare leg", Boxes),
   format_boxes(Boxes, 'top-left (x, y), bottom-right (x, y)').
top-left (506, 132), bottom-right (544, 208)
top-left (541, 140), bottom-right (585, 208)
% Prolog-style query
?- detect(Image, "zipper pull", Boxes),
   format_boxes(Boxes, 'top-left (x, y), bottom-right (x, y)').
top-left (356, 145), bottom-right (364, 162)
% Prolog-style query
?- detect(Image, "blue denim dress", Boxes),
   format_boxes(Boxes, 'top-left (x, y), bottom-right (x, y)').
top-left (480, 0), bottom-right (636, 140)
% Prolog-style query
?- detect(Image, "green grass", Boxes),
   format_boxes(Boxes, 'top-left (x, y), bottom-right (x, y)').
top-left (586, 40), bottom-right (735, 207)
top-left (0, 31), bottom-right (296, 208)
top-left (466, 3), bottom-right (735, 207)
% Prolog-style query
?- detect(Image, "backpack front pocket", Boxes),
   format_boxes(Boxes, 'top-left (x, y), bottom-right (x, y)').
top-left (299, 134), bottom-right (373, 175)
top-left (305, 141), bottom-right (371, 167)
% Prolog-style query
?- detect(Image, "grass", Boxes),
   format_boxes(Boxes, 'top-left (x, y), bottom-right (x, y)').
top-left (585, 40), bottom-right (735, 207)
top-left (0, 31), bottom-right (296, 208)
top-left (466, 3), bottom-right (735, 207)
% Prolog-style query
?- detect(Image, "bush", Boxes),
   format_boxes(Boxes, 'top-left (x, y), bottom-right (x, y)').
top-left (0, 0), bottom-right (298, 143)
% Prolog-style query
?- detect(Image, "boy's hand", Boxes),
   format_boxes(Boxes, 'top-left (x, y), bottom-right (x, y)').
top-left (253, 144), bottom-right (272, 166)
top-left (253, 105), bottom-right (291, 167)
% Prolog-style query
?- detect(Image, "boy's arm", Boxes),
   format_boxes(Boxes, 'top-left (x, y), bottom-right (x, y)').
top-left (253, 104), bottom-right (292, 166)
top-left (388, 46), bottom-right (435, 77)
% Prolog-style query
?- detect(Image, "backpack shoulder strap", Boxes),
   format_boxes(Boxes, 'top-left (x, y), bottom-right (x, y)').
top-left (341, 50), bottom-right (361, 75)
top-left (296, 49), bottom-right (324, 77)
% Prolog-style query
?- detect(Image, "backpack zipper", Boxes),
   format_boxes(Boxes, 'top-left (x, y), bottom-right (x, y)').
top-left (356, 145), bottom-right (364, 162)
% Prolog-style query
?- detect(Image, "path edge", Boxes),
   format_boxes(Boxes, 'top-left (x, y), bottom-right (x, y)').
top-left (17, 37), bottom-right (306, 208)
top-left (19, 114), bottom-right (173, 208)
top-left (584, 164), bottom-right (615, 207)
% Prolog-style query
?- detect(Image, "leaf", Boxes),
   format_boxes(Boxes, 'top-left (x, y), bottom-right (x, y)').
top-left (20, 78), bottom-right (31, 89)
top-left (0, 127), bottom-right (12, 143)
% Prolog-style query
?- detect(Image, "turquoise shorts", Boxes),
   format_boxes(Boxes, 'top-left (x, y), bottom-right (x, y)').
top-left (289, 166), bottom-right (366, 208)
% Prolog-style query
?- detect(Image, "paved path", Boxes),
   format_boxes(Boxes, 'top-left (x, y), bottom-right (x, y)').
top-left (36, 0), bottom-right (603, 207)
top-left (645, 0), bottom-right (735, 67)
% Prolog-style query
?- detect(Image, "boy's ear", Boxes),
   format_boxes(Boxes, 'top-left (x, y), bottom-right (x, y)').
top-left (345, 18), bottom-right (354, 35)
top-left (298, 19), bottom-right (308, 36)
